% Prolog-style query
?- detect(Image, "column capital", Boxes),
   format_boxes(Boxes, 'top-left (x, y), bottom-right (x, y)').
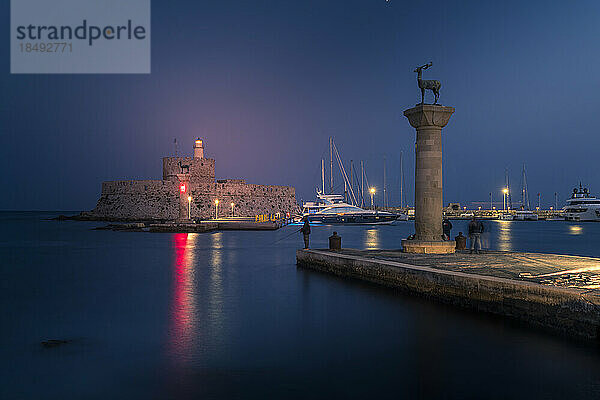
top-left (404, 104), bottom-right (455, 129)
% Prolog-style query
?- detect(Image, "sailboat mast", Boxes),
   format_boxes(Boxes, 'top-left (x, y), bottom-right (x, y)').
top-left (521, 164), bottom-right (530, 210)
top-left (505, 168), bottom-right (512, 209)
top-left (383, 156), bottom-right (387, 209)
top-left (361, 161), bottom-right (364, 208)
top-left (350, 160), bottom-right (354, 205)
top-left (329, 137), bottom-right (334, 194)
top-left (321, 159), bottom-right (325, 194)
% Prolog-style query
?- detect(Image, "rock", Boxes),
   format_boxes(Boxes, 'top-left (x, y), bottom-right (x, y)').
top-left (41, 339), bottom-right (69, 348)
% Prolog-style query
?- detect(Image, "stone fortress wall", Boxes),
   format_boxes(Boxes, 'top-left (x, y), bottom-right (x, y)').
top-left (89, 139), bottom-right (298, 221)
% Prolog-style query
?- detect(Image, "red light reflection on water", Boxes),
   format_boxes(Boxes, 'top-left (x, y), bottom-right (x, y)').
top-left (169, 233), bottom-right (197, 365)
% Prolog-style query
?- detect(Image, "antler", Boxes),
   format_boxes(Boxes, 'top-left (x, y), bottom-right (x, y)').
top-left (415, 62), bottom-right (433, 71)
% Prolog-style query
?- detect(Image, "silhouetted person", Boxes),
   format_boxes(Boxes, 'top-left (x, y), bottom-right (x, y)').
top-left (300, 220), bottom-right (311, 249)
top-left (468, 217), bottom-right (484, 254)
top-left (442, 218), bottom-right (452, 240)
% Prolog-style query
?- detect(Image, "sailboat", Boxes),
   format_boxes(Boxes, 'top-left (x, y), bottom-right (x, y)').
top-left (300, 138), bottom-right (401, 225)
top-left (513, 165), bottom-right (538, 221)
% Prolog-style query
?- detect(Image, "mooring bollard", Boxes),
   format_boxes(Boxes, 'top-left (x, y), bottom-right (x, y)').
top-left (455, 232), bottom-right (467, 250)
top-left (329, 231), bottom-right (341, 251)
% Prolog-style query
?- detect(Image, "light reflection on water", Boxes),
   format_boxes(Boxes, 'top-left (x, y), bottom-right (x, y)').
top-left (569, 225), bottom-right (583, 235)
top-left (364, 228), bottom-right (380, 249)
top-left (497, 221), bottom-right (512, 252)
top-left (160, 220), bottom-right (600, 398)
top-left (5, 213), bottom-right (600, 400)
top-left (169, 233), bottom-right (198, 366)
top-left (208, 232), bottom-right (225, 336)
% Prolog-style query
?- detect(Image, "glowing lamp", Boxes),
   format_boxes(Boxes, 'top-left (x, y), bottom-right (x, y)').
top-left (180, 183), bottom-right (186, 193)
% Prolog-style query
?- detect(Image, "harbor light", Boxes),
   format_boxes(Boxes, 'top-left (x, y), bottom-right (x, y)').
top-left (231, 202), bottom-right (235, 217)
top-left (502, 187), bottom-right (509, 211)
top-left (369, 187), bottom-right (376, 209)
top-left (187, 196), bottom-right (192, 219)
top-left (215, 199), bottom-right (219, 219)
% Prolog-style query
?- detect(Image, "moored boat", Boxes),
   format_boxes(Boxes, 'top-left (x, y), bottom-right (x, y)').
top-left (562, 184), bottom-right (600, 222)
top-left (514, 210), bottom-right (539, 221)
top-left (301, 192), bottom-right (401, 225)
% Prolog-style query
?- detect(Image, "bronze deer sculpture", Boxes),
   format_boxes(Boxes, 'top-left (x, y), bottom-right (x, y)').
top-left (414, 62), bottom-right (441, 104)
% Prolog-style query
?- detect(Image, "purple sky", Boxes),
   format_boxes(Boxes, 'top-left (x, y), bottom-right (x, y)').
top-left (2, 0), bottom-right (600, 210)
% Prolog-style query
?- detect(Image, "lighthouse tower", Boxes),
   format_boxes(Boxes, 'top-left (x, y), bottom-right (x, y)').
top-left (193, 138), bottom-right (204, 158)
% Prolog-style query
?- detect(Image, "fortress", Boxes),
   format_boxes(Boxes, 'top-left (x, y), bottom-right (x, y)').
top-left (87, 139), bottom-right (297, 221)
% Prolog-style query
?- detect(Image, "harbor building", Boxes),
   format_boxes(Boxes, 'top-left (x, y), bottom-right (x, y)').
top-left (87, 139), bottom-right (297, 221)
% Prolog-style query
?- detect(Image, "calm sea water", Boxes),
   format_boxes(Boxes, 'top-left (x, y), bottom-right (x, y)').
top-left (1, 212), bottom-right (600, 399)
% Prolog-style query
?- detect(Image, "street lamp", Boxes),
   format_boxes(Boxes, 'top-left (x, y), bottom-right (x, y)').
top-left (231, 202), bottom-right (235, 217)
top-left (187, 196), bottom-right (192, 219)
top-left (369, 187), bottom-right (376, 210)
top-left (215, 199), bottom-right (219, 219)
top-left (502, 188), bottom-right (509, 211)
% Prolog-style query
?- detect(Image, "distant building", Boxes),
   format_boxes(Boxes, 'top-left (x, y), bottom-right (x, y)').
top-left (87, 139), bottom-right (297, 221)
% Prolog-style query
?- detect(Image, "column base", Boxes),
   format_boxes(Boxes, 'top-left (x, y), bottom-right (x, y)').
top-left (402, 239), bottom-right (456, 254)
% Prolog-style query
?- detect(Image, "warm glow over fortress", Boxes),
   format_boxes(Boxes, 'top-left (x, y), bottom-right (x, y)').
top-left (87, 139), bottom-right (297, 221)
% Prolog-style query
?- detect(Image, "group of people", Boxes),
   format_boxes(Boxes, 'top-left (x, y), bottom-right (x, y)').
top-left (301, 217), bottom-right (485, 253)
top-left (443, 216), bottom-right (485, 253)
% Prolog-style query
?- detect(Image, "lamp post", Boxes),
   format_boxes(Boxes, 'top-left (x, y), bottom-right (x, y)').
top-left (187, 196), bottom-right (192, 219)
top-left (369, 187), bottom-right (375, 210)
top-left (215, 199), bottom-right (219, 219)
top-left (502, 188), bottom-right (509, 211)
top-left (231, 202), bottom-right (235, 217)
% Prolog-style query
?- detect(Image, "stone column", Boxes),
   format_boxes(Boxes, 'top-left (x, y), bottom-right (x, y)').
top-left (402, 104), bottom-right (455, 254)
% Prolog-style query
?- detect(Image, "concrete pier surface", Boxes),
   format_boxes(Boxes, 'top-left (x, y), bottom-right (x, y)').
top-left (297, 248), bottom-right (600, 340)
top-left (94, 220), bottom-right (282, 232)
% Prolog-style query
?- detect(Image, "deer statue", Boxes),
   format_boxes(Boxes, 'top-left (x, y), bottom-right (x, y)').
top-left (414, 62), bottom-right (441, 105)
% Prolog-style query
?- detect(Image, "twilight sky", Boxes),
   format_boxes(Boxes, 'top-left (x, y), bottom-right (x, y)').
top-left (2, 0), bottom-right (600, 210)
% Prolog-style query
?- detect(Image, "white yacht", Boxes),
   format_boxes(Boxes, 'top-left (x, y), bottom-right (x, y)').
top-left (514, 210), bottom-right (539, 221)
top-left (562, 184), bottom-right (600, 222)
top-left (498, 213), bottom-right (514, 220)
top-left (301, 192), bottom-right (401, 225)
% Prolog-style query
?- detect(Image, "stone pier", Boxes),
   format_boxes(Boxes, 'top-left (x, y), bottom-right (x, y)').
top-left (402, 104), bottom-right (455, 254)
top-left (297, 249), bottom-right (600, 340)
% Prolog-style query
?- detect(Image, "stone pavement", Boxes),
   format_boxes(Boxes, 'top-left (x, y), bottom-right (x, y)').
top-left (338, 249), bottom-right (600, 294)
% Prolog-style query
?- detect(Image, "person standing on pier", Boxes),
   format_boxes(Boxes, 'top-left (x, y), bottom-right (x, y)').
top-left (300, 220), bottom-right (311, 249)
top-left (468, 217), bottom-right (484, 254)
top-left (442, 218), bottom-right (452, 240)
